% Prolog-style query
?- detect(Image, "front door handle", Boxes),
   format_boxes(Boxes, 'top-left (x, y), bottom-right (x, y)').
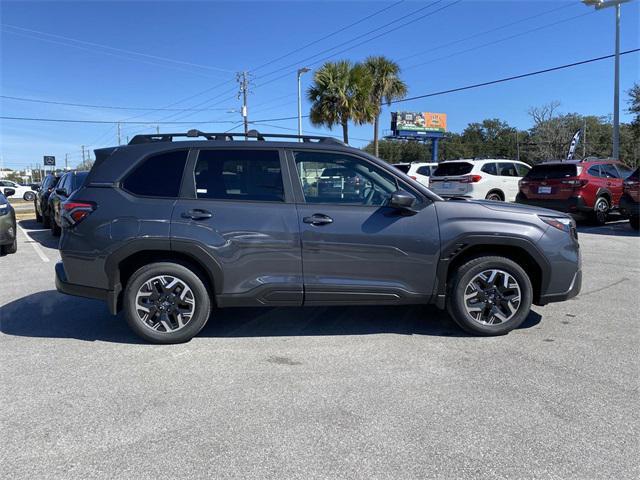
top-left (303, 213), bottom-right (333, 226)
top-left (181, 209), bottom-right (212, 220)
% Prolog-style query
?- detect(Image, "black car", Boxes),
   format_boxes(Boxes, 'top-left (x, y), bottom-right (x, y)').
top-left (55, 130), bottom-right (581, 344)
top-left (0, 189), bottom-right (17, 255)
top-left (48, 170), bottom-right (89, 236)
top-left (34, 173), bottom-right (61, 227)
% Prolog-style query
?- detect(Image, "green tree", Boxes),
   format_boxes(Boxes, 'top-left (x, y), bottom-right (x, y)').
top-left (307, 61), bottom-right (372, 143)
top-left (363, 56), bottom-right (407, 157)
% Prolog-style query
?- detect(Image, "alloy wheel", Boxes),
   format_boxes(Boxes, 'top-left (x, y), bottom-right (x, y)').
top-left (135, 275), bottom-right (195, 333)
top-left (463, 269), bottom-right (521, 325)
top-left (595, 198), bottom-right (609, 224)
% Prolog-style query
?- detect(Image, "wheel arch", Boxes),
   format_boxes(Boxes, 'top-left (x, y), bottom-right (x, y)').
top-left (485, 189), bottom-right (505, 201)
top-left (434, 235), bottom-right (550, 308)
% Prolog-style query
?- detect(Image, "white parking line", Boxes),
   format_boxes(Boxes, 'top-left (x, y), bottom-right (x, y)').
top-left (17, 224), bottom-right (50, 263)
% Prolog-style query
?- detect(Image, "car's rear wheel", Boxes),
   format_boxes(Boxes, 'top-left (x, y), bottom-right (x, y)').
top-left (23, 191), bottom-right (35, 202)
top-left (447, 256), bottom-right (533, 336)
top-left (630, 216), bottom-right (639, 231)
top-left (485, 191), bottom-right (504, 202)
top-left (123, 262), bottom-right (211, 344)
top-left (591, 196), bottom-right (609, 226)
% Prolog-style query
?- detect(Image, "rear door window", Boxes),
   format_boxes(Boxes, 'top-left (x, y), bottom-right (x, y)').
top-left (497, 162), bottom-right (519, 177)
top-left (525, 164), bottom-right (578, 180)
top-left (433, 162), bottom-right (473, 176)
top-left (123, 150), bottom-right (189, 197)
top-left (416, 166), bottom-right (431, 176)
top-left (587, 165), bottom-right (602, 177)
top-left (73, 172), bottom-right (89, 191)
top-left (194, 149), bottom-right (284, 202)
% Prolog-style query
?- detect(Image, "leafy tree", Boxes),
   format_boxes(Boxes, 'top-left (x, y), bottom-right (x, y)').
top-left (307, 61), bottom-right (372, 143)
top-left (363, 56), bottom-right (407, 157)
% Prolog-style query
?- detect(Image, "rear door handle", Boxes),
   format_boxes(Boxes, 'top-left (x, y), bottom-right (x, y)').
top-left (303, 213), bottom-right (333, 226)
top-left (181, 209), bottom-right (212, 220)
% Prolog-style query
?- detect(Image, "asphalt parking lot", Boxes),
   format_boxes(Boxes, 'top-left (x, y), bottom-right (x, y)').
top-left (1, 219), bottom-right (639, 480)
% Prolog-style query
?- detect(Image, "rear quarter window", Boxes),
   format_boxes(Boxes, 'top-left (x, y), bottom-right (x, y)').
top-left (416, 166), bottom-right (431, 176)
top-left (122, 150), bottom-right (189, 197)
top-left (433, 162), bottom-right (474, 176)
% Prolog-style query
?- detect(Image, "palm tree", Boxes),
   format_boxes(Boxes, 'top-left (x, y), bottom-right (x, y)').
top-left (364, 56), bottom-right (407, 157)
top-left (307, 61), bottom-right (372, 144)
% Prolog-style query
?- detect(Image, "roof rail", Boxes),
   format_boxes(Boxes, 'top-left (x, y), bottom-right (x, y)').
top-left (128, 129), bottom-right (346, 146)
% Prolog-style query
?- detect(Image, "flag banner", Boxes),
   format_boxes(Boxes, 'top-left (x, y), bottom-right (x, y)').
top-left (567, 130), bottom-right (581, 160)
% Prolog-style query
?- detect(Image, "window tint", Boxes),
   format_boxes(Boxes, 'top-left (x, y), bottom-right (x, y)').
top-left (616, 164), bottom-right (634, 179)
top-left (73, 172), bottom-right (89, 191)
top-left (123, 150), bottom-right (188, 197)
top-left (194, 149), bottom-right (284, 202)
top-left (416, 166), bottom-right (431, 176)
top-left (295, 151), bottom-right (397, 206)
top-left (601, 164), bottom-right (619, 179)
top-left (497, 162), bottom-right (519, 177)
top-left (525, 164), bottom-right (578, 180)
top-left (433, 162), bottom-right (473, 176)
top-left (587, 165), bottom-right (602, 177)
top-left (480, 163), bottom-right (497, 175)
top-left (59, 174), bottom-right (71, 192)
top-left (515, 163), bottom-right (530, 176)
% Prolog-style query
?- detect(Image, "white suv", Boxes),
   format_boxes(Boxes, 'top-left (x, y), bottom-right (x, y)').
top-left (393, 162), bottom-right (439, 187)
top-left (0, 180), bottom-right (35, 201)
top-left (429, 159), bottom-right (531, 202)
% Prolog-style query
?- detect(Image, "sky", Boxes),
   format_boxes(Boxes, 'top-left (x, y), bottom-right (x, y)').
top-left (1, 0), bottom-right (638, 170)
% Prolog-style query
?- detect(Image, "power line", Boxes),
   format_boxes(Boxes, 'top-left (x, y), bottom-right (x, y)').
top-left (1, 23), bottom-right (236, 74)
top-left (250, 0), bottom-right (406, 73)
top-left (0, 95), bottom-right (235, 112)
top-left (391, 48), bottom-right (640, 104)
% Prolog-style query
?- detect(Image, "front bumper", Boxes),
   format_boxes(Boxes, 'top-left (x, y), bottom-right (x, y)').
top-left (619, 195), bottom-right (639, 217)
top-left (537, 269), bottom-right (582, 305)
top-left (516, 194), bottom-right (590, 215)
top-left (0, 213), bottom-right (16, 245)
top-left (55, 262), bottom-right (119, 314)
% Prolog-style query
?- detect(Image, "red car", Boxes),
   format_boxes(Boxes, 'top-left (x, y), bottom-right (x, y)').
top-left (516, 159), bottom-right (634, 225)
top-left (619, 168), bottom-right (639, 230)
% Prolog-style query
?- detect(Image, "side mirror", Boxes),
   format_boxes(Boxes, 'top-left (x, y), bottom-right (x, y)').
top-left (388, 190), bottom-right (417, 212)
top-left (3, 188), bottom-right (16, 197)
top-left (55, 188), bottom-right (67, 196)
top-left (31, 185), bottom-right (39, 191)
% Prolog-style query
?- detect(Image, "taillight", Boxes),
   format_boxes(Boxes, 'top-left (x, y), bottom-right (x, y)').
top-left (61, 200), bottom-right (95, 227)
top-left (519, 179), bottom-right (528, 188)
top-left (410, 176), bottom-right (417, 180)
top-left (624, 179), bottom-right (638, 188)
top-left (561, 178), bottom-right (588, 187)
top-left (460, 175), bottom-right (482, 183)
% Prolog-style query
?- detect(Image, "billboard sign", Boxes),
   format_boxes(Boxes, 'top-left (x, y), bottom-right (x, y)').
top-left (43, 155), bottom-right (56, 166)
top-left (393, 112), bottom-right (447, 133)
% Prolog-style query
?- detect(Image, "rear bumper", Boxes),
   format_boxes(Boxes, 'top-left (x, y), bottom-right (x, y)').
top-left (516, 194), bottom-right (590, 215)
top-left (619, 195), bottom-right (639, 217)
top-left (55, 262), bottom-right (119, 314)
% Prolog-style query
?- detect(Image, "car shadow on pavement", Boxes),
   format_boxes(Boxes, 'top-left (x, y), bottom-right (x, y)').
top-left (576, 220), bottom-right (639, 237)
top-left (18, 219), bottom-right (60, 250)
top-left (0, 290), bottom-right (542, 344)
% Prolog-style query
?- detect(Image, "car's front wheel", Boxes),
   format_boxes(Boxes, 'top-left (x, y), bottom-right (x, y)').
top-left (447, 256), bottom-right (533, 336)
top-left (591, 196), bottom-right (609, 226)
top-left (123, 262), bottom-right (211, 344)
top-left (23, 191), bottom-right (35, 202)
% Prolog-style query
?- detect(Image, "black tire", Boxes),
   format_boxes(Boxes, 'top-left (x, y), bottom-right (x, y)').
top-left (630, 216), bottom-right (639, 231)
top-left (446, 256), bottom-right (533, 336)
top-left (23, 191), bottom-right (35, 202)
top-left (42, 212), bottom-right (51, 228)
top-left (591, 196), bottom-right (609, 226)
top-left (123, 262), bottom-right (211, 344)
top-left (485, 191), bottom-right (504, 202)
top-left (51, 220), bottom-right (61, 237)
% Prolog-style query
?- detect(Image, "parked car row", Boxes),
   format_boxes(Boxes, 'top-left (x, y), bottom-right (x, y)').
top-left (394, 158), bottom-right (638, 229)
top-left (33, 170), bottom-right (89, 235)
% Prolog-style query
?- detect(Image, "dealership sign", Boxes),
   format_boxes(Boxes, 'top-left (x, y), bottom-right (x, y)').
top-left (43, 155), bottom-right (56, 166)
top-left (392, 112), bottom-right (447, 133)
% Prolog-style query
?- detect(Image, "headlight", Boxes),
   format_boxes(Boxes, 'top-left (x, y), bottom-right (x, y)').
top-left (0, 203), bottom-right (8, 216)
top-left (539, 215), bottom-right (574, 234)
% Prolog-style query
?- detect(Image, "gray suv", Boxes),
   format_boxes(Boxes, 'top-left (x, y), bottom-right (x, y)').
top-left (55, 130), bottom-right (581, 343)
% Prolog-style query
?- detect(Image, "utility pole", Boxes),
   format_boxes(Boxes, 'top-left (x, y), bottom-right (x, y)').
top-left (81, 145), bottom-right (86, 164)
top-left (156, 125), bottom-right (160, 134)
top-left (117, 122), bottom-right (122, 145)
top-left (516, 131), bottom-right (521, 162)
top-left (237, 71), bottom-right (250, 134)
top-left (297, 67), bottom-right (311, 139)
top-left (583, 118), bottom-right (587, 158)
top-left (65, 153), bottom-right (68, 170)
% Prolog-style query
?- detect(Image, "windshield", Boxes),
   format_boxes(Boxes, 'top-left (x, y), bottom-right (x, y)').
top-left (433, 162), bottom-right (473, 176)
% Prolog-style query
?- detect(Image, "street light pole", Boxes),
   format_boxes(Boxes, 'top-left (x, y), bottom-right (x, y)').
top-left (583, 0), bottom-right (630, 159)
top-left (297, 67), bottom-right (310, 139)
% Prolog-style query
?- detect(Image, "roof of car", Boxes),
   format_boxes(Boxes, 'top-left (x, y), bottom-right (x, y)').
top-left (536, 158), bottom-right (620, 166)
